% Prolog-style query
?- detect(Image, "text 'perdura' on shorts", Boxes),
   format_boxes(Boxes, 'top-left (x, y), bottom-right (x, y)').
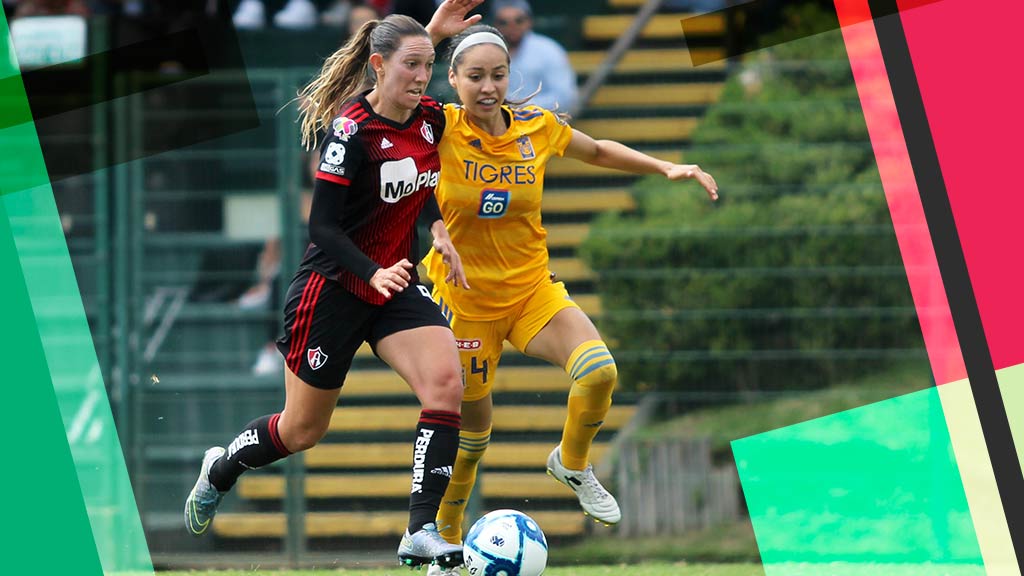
top-left (276, 269), bottom-right (452, 389)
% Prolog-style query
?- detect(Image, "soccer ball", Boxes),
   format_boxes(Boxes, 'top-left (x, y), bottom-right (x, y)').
top-left (463, 509), bottom-right (548, 576)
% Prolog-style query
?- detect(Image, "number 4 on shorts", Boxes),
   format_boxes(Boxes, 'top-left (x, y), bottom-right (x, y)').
top-left (471, 356), bottom-right (488, 383)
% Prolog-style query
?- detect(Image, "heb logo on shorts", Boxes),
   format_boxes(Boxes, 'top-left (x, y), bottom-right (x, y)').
top-left (456, 339), bottom-right (482, 350)
top-left (380, 157), bottom-right (439, 204)
top-left (307, 347), bottom-right (328, 371)
top-left (478, 189), bottom-right (510, 218)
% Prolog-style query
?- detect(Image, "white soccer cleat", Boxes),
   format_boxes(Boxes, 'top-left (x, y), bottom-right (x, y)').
top-left (398, 523), bottom-right (464, 568)
top-left (546, 445), bottom-right (621, 525)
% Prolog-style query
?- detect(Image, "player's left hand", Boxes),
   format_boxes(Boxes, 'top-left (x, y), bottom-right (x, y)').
top-left (666, 164), bottom-right (719, 201)
top-left (431, 223), bottom-right (471, 289)
top-left (426, 0), bottom-right (484, 45)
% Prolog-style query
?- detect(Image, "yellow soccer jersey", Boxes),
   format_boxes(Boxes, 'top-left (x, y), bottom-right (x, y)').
top-left (425, 104), bottom-right (573, 320)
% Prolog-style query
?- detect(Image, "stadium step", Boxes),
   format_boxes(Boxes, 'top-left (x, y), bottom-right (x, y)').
top-left (540, 188), bottom-right (637, 211)
top-left (547, 152), bottom-right (680, 178)
top-left (570, 48), bottom-right (727, 75)
top-left (212, 510), bottom-right (588, 538)
top-left (590, 82), bottom-right (724, 108)
top-left (573, 117), bottom-right (699, 144)
top-left (327, 405), bottom-right (635, 433)
top-left (548, 256), bottom-right (594, 282)
top-left (582, 13), bottom-right (726, 41)
top-left (304, 441), bottom-right (610, 469)
top-left (545, 222), bottom-right (591, 248)
top-left (238, 471), bottom-right (586, 500)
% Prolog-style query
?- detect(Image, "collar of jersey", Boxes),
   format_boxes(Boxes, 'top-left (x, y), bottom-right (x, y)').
top-left (358, 89), bottom-right (424, 130)
top-left (461, 105), bottom-right (518, 144)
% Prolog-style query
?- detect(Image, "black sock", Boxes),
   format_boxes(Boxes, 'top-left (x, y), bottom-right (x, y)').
top-left (408, 409), bottom-right (461, 533)
top-left (208, 413), bottom-right (291, 492)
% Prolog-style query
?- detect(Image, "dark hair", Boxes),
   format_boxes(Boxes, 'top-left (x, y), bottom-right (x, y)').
top-left (297, 14), bottom-right (428, 149)
top-left (447, 24), bottom-right (507, 72)
top-left (446, 24), bottom-right (570, 121)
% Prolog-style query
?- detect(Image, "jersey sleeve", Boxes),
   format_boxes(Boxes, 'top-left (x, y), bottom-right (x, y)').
top-left (309, 123), bottom-right (379, 282)
top-left (543, 108), bottom-right (574, 158)
top-left (308, 178), bottom-right (381, 282)
top-left (314, 118), bottom-right (365, 186)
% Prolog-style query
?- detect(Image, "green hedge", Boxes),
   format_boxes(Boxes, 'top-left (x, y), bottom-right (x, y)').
top-left (579, 5), bottom-right (925, 394)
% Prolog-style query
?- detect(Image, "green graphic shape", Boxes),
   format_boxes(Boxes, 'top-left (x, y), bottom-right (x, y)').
top-left (1, 14), bottom-right (152, 574)
top-left (733, 386), bottom-right (984, 575)
top-left (997, 363), bottom-right (1024, 471)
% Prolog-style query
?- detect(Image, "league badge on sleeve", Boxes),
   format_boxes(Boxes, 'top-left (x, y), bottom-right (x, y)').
top-left (324, 142), bottom-right (346, 165)
top-left (332, 117), bottom-right (358, 141)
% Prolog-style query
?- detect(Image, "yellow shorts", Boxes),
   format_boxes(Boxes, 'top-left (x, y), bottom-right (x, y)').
top-left (435, 280), bottom-right (579, 402)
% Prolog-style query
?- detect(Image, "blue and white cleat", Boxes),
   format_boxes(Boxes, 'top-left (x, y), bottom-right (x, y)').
top-left (184, 446), bottom-right (226, 536)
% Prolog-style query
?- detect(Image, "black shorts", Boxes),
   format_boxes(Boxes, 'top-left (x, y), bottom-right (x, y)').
top-left (275, 269), bottom-right (451, 389)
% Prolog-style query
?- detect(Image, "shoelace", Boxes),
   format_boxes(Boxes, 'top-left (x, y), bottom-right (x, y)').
top-left (418, 527), bottom-right (457, 553)
top-left (580, 465), bottom-right (612, 501)
top-left (196, 483), bottom-right (223, 507)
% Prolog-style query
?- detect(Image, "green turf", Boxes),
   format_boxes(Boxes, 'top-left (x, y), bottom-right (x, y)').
top-left (549, 521), bottom-right (760, 564)
top-left (157, 564), bottom-right (764, 576)
top-left (153, 563), bottom-right (994, 576)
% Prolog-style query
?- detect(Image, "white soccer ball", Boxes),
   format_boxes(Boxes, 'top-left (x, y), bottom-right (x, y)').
top-left (463, 509), bottom-right (548, 576)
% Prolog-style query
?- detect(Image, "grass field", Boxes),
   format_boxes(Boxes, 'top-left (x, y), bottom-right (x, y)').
top-left (158, 564), bottom-right (764, 576)
top-left (156, 563), bottom-right (989, 576)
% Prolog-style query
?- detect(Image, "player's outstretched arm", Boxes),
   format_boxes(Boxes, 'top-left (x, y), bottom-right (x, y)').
top-left (426, 0), bottom-right (484, 46)
top-left (564, 129), bottom-right (719, 201)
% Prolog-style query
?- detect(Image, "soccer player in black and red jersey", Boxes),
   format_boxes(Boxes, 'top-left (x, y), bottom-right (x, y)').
top-left (184, 2), bottom-right (484, 569)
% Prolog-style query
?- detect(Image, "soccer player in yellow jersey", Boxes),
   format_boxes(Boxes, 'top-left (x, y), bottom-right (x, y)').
top-left (422, 4), bottom-right (719, 550)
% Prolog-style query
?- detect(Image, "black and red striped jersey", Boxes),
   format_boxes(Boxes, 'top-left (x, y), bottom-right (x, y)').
top-left (301, 91), bottom-right (445, 305)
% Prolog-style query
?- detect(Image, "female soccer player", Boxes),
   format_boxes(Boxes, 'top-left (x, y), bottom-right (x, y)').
top-left (421, 21), bottom-right (719, 549)
top-left (184, 5), bottom-right (484, 569)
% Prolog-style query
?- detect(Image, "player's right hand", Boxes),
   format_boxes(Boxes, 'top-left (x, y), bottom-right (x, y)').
top-left (426, 0), bottom-right (484, 44)
top-left (370, 259), bottom-right (414, 299)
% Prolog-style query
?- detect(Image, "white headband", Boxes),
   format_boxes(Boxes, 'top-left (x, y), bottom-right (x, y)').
top-left (450, 32), bottom-right (508, 64)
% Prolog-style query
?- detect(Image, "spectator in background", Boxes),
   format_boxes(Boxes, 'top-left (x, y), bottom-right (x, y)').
top-left (232, 0), bottom-right (390, 30)
top-left (347, 0), bottom-right (378, 33)
top-left (12, 0), bottom-right (89, 18)
top-left (492, 0), bottom-right (576, 111)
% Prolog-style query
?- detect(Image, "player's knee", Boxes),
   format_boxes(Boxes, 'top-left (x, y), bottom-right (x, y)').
top-left (280, 418), bottom-right (329, 452)
top-left (575, 355), bottom-right (617, 392)
top-left (422, 362), bottom-right (464, 411)
top-left (591, 358), bottom-right (618, 390)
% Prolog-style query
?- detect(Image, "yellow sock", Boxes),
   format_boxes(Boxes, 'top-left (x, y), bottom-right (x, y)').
top-left (436, 427), bottom-right (491, 543)
top-left (561, 340), bottom-right (617, 470)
